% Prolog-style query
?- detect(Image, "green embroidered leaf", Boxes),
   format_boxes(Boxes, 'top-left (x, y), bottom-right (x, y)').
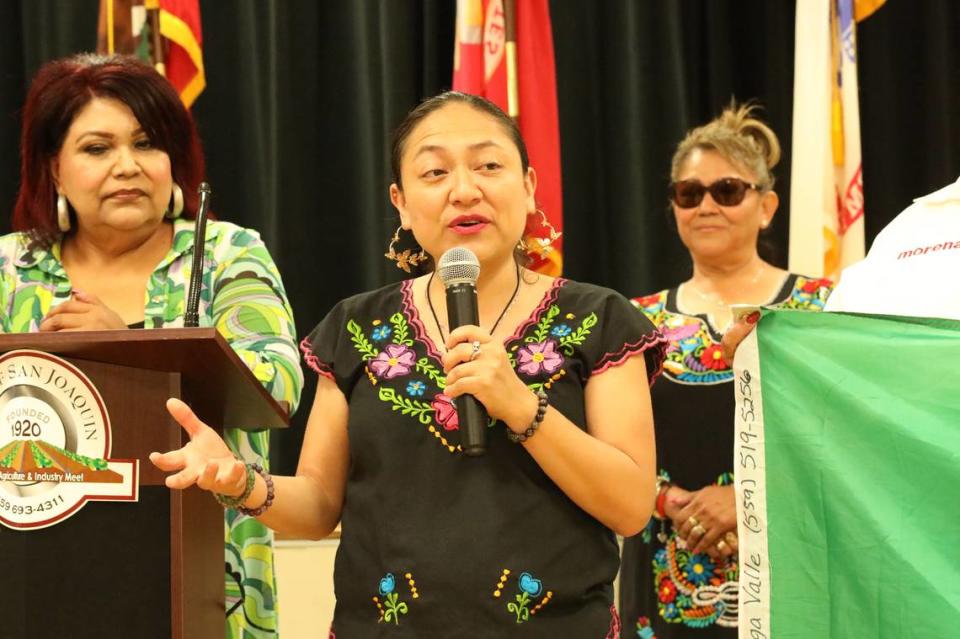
top-left (558, 312), bottom-right (598, 354)
top-left (508, 592), bottom-right (531, 624)
top-left (378, 387), bottom-right (434, 424)
top-left (528, 304), bottom-right (561, 343)
top-left (415, 357), bottom-right (446, 389)
top-left (383, 592), bottom-right (408, 625)
top-left (347, 319), bottom-right (378, 360)
top-left (389, 312), bottom-right (414, 346)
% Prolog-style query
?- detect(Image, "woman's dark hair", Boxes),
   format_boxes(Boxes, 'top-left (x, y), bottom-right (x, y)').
top-left (389, 91), bottom-right (530, 189)
top-left (13, 53), bottom-right (206, 244)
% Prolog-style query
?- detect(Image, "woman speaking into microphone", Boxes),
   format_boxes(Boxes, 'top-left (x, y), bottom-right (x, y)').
top-left (152, 91), bottom-right (666, 637)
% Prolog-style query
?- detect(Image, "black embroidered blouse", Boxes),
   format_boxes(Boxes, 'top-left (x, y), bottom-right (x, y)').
top-left (303, 278), bottom-right (666, 638)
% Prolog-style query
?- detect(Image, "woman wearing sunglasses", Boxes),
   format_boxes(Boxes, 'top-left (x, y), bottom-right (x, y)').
top-left (618, 104), bottom-right (832, 638)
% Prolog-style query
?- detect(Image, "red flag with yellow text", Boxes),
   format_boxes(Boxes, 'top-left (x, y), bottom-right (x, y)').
top-left (453, 0), bottom-right (563, 275)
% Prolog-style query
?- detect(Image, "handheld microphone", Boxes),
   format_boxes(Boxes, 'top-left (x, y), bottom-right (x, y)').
top-left (184, 182), bottom-right (212, 328)
top-left (437, 247), bottom-right (487, 457)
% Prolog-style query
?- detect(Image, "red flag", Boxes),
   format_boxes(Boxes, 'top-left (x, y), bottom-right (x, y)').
top-left (453, 0), bottom-right (563, 276)
top-left (97, 0), bottom-right (205, 107)
top-left (158, 0), bottom-right (205, 107)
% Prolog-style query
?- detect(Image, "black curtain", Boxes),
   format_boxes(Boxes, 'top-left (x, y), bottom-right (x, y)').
top-left (2, 1), bottom-right (958, 473)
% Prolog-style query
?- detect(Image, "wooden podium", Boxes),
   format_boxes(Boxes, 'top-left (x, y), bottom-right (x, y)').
top-left (0, 328), bottom-right (289, 639)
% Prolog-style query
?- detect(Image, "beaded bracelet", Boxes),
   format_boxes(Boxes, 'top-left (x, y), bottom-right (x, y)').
top-left (652, 472), bottom-right (672, 542)
top-left (236, 463), bottom-right (275, 517)
top-left (507, 389), bottom-right (549, 443)
top-left (652, 474), bottom-right (671, 521)
top-left (213, 462), bottom-right (256, 509)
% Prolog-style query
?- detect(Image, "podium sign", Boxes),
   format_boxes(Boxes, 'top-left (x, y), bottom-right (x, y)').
top-left (0, 350), bottom-right (139, 530)
top-left (0, 328), bottom-right (288, 639)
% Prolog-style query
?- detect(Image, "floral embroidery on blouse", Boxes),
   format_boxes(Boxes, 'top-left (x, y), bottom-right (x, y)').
top-left (328, 281), bottom-right (663, 457)
top-left (335, 278), bottom-right (624, 454)
top-left (633, 276), bottom-right (833, 386)
top-left (372, 571), bottom-right (419, 624)
top-left (493, 568), bottom-right (553, 623)
top-left (342, 311), bottom-right (463, 452)
top-left (635, 615), bottom-right (658, 638)
top-left (641, 472), bottom-right (738, 631)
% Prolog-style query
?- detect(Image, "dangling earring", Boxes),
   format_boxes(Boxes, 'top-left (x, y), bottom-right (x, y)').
top-left (521, 208), bottom-right (562, 258)
top-left (57, 194), bottom-right (71, 233)
top-left (384, 226), bottom-right (428, 273)
top-left (165, 184), bottom-right (184, 219)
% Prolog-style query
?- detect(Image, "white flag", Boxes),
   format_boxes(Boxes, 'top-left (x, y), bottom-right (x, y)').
top-left (789, 0), bottom-right (867, 279)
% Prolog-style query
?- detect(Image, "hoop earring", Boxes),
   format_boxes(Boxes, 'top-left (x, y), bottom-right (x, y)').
top-left (166, 184), bottom-right (184, 219)
top-left (57, 194), bottom-right (71, 233)
top-left (384, 226), bottom-right (428, 273)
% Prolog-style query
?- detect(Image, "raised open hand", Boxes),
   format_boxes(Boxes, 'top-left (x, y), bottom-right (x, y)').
top-left (148, 398), bottom-right (246, 496)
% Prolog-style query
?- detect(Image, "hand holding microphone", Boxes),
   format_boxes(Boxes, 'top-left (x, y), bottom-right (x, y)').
top-left (437, 248), bottom-right (539, 456)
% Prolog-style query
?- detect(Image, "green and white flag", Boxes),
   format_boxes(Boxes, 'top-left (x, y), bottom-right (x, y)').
top-left (733, 309), bottom-right (960, 638)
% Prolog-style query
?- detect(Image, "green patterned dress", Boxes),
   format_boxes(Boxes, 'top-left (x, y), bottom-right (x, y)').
top-left (0, 218), bottom-right (304, 638)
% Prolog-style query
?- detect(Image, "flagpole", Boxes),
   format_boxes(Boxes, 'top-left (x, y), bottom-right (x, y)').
top-left (145, 0), bottom-right (166, 76)
top-left (106, 0), bottom-right (115, 54)
top-left (503, 0), bottom-right (519, 118)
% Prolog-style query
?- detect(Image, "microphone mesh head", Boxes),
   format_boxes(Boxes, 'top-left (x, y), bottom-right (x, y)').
top-left (437, 247), bottom-right (480, 287)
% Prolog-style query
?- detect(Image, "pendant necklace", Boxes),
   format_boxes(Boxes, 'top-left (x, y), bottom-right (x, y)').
top-left (426, 261), bottom-right (522, 344)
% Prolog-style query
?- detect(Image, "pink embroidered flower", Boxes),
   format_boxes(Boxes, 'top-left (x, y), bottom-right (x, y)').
top-left (368, 344), bottom-right (416, 379)
top-left (516, 340), bottom-right (564, 376)
top-left (431, 394), bottom-right (459, 431)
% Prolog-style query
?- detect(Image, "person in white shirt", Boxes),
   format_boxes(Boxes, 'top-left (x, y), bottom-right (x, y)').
top-left (723, 175), bottom-right (960, 358)
top-left (824, 176), bottom-right (960, 319)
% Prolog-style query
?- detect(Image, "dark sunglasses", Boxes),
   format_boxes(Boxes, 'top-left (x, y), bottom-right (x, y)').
top-left (669, 177), bottom-right (762, 208)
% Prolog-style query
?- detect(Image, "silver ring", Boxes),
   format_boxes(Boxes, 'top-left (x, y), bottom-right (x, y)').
top-left (469, 340), bottom-right (481, 361)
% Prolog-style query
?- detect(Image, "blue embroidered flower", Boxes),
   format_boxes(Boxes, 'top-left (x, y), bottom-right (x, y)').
top-left (654, 547), bottom-right (668, 565)
top-left (550, 323), bottom-right (572, 338)
top-left (518, 572), bottom-right (542, 597)
top-left (662, 602), bottom-right (679, 620)
top-left (379, 573), bottom-right (396, 596)
top-left (683, 553), bottom-right (715, 586)
top-left (372, 325), bottom-right (392, 341)
top-left (406, 380), bottom-right (426, 397)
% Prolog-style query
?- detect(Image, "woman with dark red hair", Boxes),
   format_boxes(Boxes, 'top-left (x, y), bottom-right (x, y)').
top-left (0, 53), bottom-right (302, 638)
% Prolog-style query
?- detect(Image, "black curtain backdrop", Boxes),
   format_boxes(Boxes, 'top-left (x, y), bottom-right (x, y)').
top-left (2, 1), bottom-right (958, 473)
